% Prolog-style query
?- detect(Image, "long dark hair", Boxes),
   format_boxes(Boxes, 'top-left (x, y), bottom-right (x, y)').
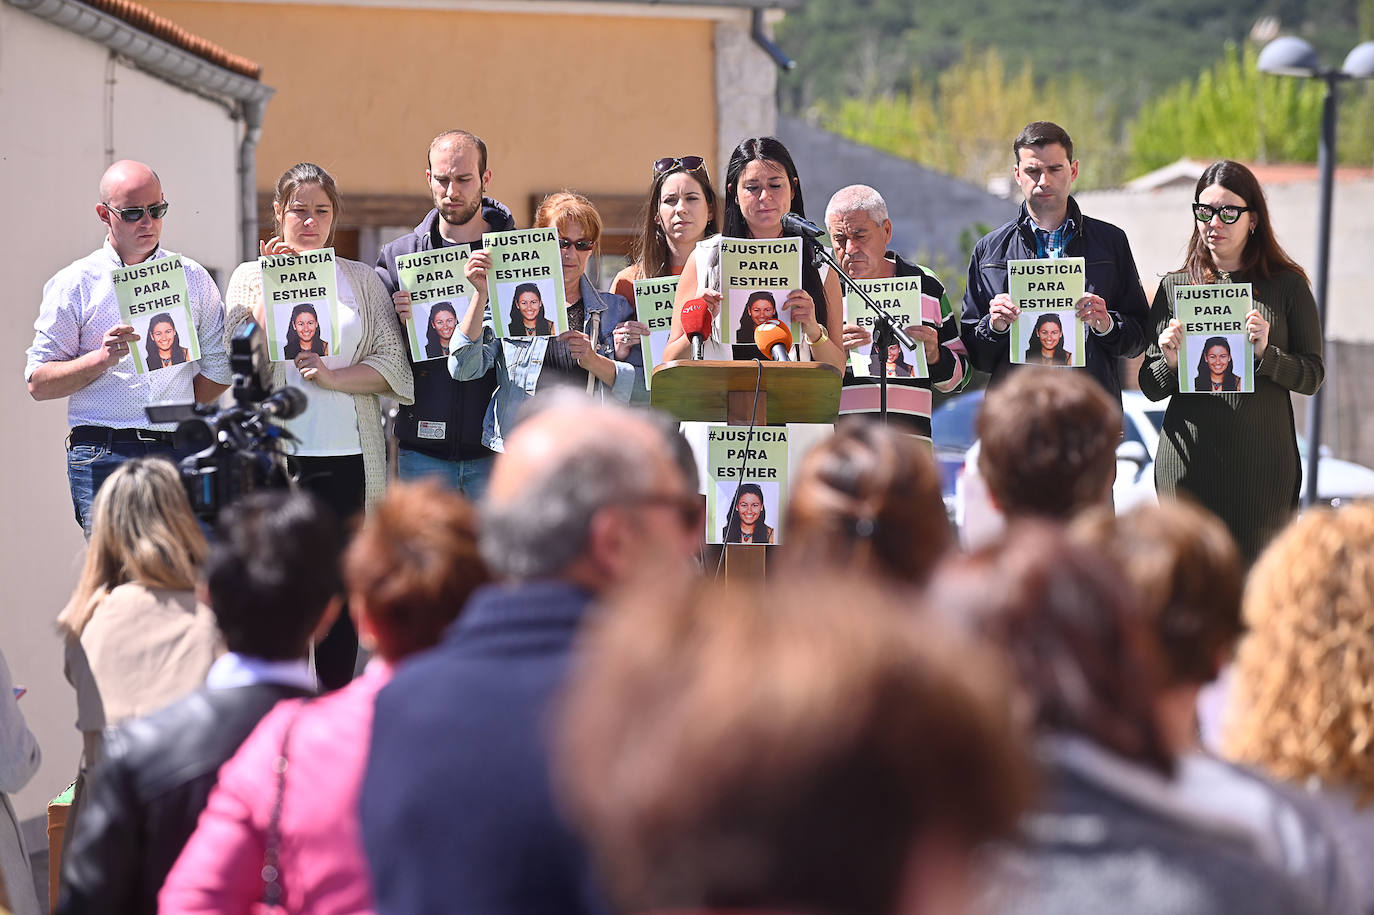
top-left (736, 290), bottom-right (777, 344)
top-left (723, 137), bottom-right (828, 325)
top-left (283, 303), bottom-right (328, 358)
top-left (630, 163), bottom-right (719, 280)
top-left (870, 342), bottom-right (911, 377)
top-left (1024, 313), bottom-right (1068, 364)
top-left (1193, 335), bottom-right (1240, 392)
top-left (1181, 160), bottom-right (1307, 284)
top-left (425, 301), bottom-right (458, 357)
top-left (722, 482), bottom-right (769, 543)
top-left (508, 282), bottom-right (552, 337)
top-left (143, 312), bottom-right (187, 369)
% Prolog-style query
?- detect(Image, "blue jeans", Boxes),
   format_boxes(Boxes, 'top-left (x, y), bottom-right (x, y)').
top-left (396, 448), bottom-right (494, 502)
top-left (66, 437), bottom-right (186, 538)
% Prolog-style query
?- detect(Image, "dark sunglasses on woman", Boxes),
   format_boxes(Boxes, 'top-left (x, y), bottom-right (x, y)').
top-left (1192, 203), bottom-right (1251, 224)
top-left (652, 156), bottom-right (706, 175)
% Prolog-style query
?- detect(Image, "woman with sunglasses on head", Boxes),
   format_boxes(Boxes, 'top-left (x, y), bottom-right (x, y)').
top-left (224, 162), bottom-right (414, 688)
top-left (1139, 160), bottom-right (1323, 563)
top-left (610, 157), bottom-right (720, 377)
top-left (661, 137), bottom-right (846, 371)
top-left (451, 191), bottom-right (640, 450)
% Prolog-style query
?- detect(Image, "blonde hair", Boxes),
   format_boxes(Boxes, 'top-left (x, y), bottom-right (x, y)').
top-left (1224, 502), bottom-right (1374, 802)
top-left (57, 458), bottom-right (207, 639)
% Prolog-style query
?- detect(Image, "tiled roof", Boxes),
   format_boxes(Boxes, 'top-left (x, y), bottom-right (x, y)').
top-left (80, 0), bottom-right (261, 78)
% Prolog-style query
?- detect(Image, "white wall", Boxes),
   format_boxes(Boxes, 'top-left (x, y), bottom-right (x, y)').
top-left (0, 2), bottom-right (242, 823)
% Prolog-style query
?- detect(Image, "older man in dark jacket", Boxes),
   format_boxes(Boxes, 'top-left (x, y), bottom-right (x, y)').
top-left (961, 121), bottom-right (1149, 403)
top-left (57, 493), bottom-right (344, 915)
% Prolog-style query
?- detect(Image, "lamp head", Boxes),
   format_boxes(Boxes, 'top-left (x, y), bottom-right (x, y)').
top-left (1258, 36), bottom-right (1321, 77)
top-left (1342, 42), bottom-right (1374, 79)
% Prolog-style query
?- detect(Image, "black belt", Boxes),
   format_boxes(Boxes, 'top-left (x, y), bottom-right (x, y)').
top-left (69, 425), bottom-right (175, 446)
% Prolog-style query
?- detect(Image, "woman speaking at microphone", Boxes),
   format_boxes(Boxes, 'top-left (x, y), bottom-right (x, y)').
top-left (660, 137), bottom-right (845, 371)
top-left (224, 162), bottom-right (414, 688)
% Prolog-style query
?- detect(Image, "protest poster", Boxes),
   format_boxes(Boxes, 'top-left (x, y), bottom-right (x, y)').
top-left (843, 276), bottom-right (930, 379)
top-left (396, 247), bottom-right (473, 362)
top-left (483, 227), bottom-right (567, 338)
top-left (261, 248), bottom-right (339, 363)
top-left (112, 255), bottom-right (198, 375)
top-left (706, 424), bottom-right (788, 545)
top-left (1175, 283), bottom-right (1254, 394)
top-left (634, 275), bottom-right (680, 390)
top-left (721, 237), bottom-right (802, 357)
top-left (1008, 257), bottom-right (1085, 367)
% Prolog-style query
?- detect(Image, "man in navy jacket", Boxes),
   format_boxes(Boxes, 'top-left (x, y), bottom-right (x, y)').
top-left (960, 121), bottom-right (1149, 403)
top-left (361, 393), bottom-right (701, 915)
top-left (376, 129), bottom-right (516, 499)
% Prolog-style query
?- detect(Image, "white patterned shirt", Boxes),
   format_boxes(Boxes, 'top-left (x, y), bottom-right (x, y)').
top-left (25, 240), bottom-right (231, 430)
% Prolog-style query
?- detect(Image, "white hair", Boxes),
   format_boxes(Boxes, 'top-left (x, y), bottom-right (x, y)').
top-left (824, 185), bottom-right (890, 228)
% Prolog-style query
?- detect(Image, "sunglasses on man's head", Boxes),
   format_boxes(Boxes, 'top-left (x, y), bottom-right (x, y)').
top-left (1192, 203), bottom-right (1251, 224)
top-left (104, 201), bottom-right (170, 223)
top-left (558, 237), bottom-right (596, 251)
top-left (652, 156), bottom-right (706, 175)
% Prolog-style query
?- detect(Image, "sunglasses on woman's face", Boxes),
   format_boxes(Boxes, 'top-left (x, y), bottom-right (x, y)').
top-left (558, 237), bottom-right (596, 251)
top-left (104, 201), bottom-right (171, 223)
top-left (652, 156), bottom-right (705, 175)
top-left (1192, 203), bottom-right (1251, 224)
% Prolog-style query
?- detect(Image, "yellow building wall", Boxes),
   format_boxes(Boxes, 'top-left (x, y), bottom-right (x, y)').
top-left (143, 3), bottom-right (720, 221)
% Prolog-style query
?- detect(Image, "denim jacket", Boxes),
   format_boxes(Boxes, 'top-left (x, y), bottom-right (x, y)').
top-left (448, 276), bottom-right (641, 451)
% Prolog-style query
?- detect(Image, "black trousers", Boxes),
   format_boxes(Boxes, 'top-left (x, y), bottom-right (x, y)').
top-left (295, 454), bottom-right (365, 691)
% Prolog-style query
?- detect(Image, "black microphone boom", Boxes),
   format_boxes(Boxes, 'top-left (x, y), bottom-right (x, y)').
top-left (260, 386), bottom-right (308, 420)
top-left (781, 212), bottom-right (826, 239)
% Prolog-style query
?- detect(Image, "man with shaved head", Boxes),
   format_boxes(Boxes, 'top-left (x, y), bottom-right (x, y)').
top-left (26, 160), bottom-right (230, 535)
top-left (361, 391), bottom-right (699, 915)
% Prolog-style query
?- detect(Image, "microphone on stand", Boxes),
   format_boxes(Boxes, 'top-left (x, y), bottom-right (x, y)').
top-left (754, 320), bottom-right (793, 362)
top-left (781, 212), bottom-right (826, 239)
top-left (681, 297), bottom-right (712, 361)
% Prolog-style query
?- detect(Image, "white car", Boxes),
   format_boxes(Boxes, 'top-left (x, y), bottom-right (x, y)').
top-left (953, 389), bottom-right (1374, 548)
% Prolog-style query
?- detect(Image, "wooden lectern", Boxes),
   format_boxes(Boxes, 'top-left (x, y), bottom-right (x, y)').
top-left (651, 359), bottom-right (842, 581)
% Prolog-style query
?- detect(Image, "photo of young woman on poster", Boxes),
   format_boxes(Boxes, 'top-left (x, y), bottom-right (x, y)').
top-left (282, 302), bottom-right (330, 359)
top-left (1022, 312), bottom-right (1072, 365)
top-left (143, 312), bottom-right (190, 371)
top-left (869, 341), bottom-right (914, 378)
top-left (425, 301), bottom-right (459, 358)
top-left (1192, 335), bottom-right (1242, 392)
top-left (507, 282), bottom-right (554, 337)
top-left (721, 482), bottom-right (775, 544)
top-left (735, 290), bottom-right (778, 344)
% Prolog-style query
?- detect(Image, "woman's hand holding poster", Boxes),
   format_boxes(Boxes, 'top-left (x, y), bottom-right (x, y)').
top-left (396, 247), bottom-right (472, 361)
top-left (261, 248), bottom-right (340, 363)
top-left (1008, 257), bottom-right (1085, 367)
top-left (1175, 283), bottom-right (1254, 394)
top-left (482, 228), bottom-right (566, 338)
top-left (112, 255), bottom-right (198, 375)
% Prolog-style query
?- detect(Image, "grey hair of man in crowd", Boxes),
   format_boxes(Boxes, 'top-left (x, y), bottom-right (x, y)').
top-left (478, 391), bottom-right (689, 581)
top-left (824, 184), bottom-right (890, 228)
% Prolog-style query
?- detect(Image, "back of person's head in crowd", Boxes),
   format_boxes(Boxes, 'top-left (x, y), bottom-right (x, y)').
top-left (929, 522), bottom-right (1172, 776)
top-left (58, 457), bottom-right (207, 639)
top-left (978, 368), bottom-right (1121, 520)
top-left (344, 480), bottom-right (491, 662)
top-left (481, 392), bottom-right (698, 588)
top-left (202, 491), bottom-right (344, 661)
top-left (558, 577), bottom-right (1031, 915)
top-left (1071, 502), bottom-right (1243, 690)
top-left (784, 420), bottom-right (951, 586)
top-left (1224, 502), bottom-right (1374, 797)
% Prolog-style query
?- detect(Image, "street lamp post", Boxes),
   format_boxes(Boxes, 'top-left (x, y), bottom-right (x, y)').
top-left (1258, 36), bottom-right (1374, 507)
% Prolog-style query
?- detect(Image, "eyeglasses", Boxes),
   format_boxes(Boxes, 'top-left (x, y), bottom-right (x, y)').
top-left (558, 237), bottom-right (596, 252)
top-left (652, 156), bottom-right (706, 175)
top-left (1192, 203), bottom-right (1252, 224)
top-left (103, 201), bottom-right (170, 223)
top-left (618, 490), bottom-right (703, 527)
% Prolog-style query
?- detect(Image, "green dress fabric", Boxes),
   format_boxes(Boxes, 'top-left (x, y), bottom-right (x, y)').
top-left (1139, 268), bottom-right (1324, 562)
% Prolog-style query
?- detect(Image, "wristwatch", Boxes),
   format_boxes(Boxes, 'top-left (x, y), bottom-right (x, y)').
top-left (806, 325), bottom-right (829, 347)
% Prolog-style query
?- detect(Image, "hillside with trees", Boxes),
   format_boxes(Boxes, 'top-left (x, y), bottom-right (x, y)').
top-left (777, 0), bottom-right (1374, 188)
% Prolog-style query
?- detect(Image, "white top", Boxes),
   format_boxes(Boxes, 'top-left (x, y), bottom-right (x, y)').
top-left (284, 267), bottom-right (363, 456)
top-left (25, 241), bottom-right (231, 429)
top-left (205, 651), bottom-right (316, 692)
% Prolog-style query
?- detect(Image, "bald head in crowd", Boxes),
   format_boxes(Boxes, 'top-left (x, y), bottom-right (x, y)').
top-left (977, 367), bottom-right (1121, 519)
top-left (96, 160), bottom-right (166, 266)
top-left (480, 394), bottom-right (699, 588)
